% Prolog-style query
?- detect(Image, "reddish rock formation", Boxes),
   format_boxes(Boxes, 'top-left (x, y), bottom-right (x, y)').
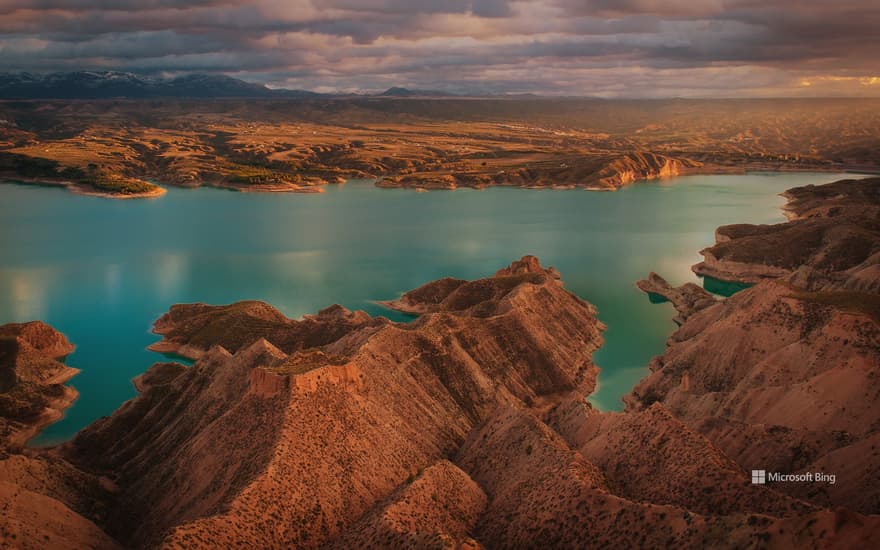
top-left (636, 272), bottom-right (717, 325)
top-left (456, 404), bottom-right (875, 548)
top-left (329, 460), bottom-right (487, 549)
top-left (46, 254), bottom-right (876, 548)
top-left (377, 277), bottom-right (467, 315)
top-left (0, 481), bottom-right (120, 550)
top-left (782, 177), bottom-right (880, 220)
top-left (379, 255), bottom-right (562, 315)
top-left (629, 179), bottom-right (880, 516)
top-left (547, 401), bottom-right (812, 518)
top-left (148, 300), bottom-right (381, 359)
top-left (494, 254), bottom-right (559, 278)
top-left (132, 362), bottom-right (187, 393)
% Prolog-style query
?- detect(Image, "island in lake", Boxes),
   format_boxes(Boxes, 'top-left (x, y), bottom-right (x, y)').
top-left (1, 176), bottom-right (878, 548)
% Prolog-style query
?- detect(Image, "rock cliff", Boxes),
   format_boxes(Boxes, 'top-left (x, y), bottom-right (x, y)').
top-left (693, 177), bottom-right (880, 292)
top-left (590, 152), bottom-right (695, 189)
top-left (378, 152), bottom-right (700, 191)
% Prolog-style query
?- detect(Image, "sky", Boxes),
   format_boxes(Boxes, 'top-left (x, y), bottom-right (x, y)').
top-left (0, 0), bottom-right (878, 97)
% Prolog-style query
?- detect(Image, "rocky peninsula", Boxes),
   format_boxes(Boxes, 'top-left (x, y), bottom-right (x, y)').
top-left (635, 272), bottom-right (717, 325)
top-left (0, 178), bottom-right (878, 548)
top-left (693, 177), bottom-right (880, 292)
top-left (0, 321), bottom-right (79, 450)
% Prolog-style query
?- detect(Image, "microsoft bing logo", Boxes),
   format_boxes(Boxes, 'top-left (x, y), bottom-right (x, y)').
top-left (751, 470), bottom-right (766, 484)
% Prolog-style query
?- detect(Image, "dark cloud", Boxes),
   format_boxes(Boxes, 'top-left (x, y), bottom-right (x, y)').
top-left (554, 0), bottom-right (722, 17)
top-left (0, 0), bottom-right (233, 16)
top-left (320, 0), bottom-right (512, 16)
top-left (0, 0), bottom-right (877, 96)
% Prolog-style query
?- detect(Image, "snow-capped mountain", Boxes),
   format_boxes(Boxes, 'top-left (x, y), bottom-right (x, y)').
top-left (0, 71), bottom-right (324, 99)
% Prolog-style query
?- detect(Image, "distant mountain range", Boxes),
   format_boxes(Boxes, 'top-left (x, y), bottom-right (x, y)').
top-left (376, 86), bottom-right (457, 98)
top-left (0, 72), bottom-right (464, 99)
top-left (0, 71), bottom-right (324, 99)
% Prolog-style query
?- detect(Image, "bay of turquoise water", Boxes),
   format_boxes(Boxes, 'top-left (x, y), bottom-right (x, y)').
top-left (0, 172), bottom-right (855, 445)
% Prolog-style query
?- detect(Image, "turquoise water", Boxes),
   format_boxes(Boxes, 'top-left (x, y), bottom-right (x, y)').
top-left (0, 172), bottom-right (854, 445)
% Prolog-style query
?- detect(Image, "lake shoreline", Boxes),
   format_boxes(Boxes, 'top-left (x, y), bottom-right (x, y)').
top-left (1, 176), bottom-right (167, 199)
top-left (4, 162), bottom-right (877, 199)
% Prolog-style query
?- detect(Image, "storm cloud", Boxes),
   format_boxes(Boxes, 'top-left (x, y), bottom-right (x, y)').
top-left (0, 0), bottom-right (877, 97)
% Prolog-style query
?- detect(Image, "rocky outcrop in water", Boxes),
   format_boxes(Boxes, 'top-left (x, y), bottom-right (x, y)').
top-left (636, 272), bottom-right (717, 325)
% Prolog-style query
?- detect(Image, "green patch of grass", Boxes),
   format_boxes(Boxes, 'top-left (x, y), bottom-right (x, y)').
top-left (226, 162), bottom-right (294, 185)
top-left (228, 163), bottom-right (274, 179)
top-left (0, 152), bottom-right (158, 195)
top-left (82, 173), bottom-right (157, 194)
top-left (0, 152), bottom-right (64, 178)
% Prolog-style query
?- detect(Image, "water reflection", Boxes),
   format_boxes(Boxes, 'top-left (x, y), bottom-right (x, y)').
top-left (4, 268), bottom-right (54, 320)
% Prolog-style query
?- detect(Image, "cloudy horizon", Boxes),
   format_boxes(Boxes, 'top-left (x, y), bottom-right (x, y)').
top-left (1, 0), bottom-right (878, 98)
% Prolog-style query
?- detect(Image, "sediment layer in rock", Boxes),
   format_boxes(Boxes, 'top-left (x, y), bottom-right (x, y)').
top-left (379, 152), bottom-right (700, 191)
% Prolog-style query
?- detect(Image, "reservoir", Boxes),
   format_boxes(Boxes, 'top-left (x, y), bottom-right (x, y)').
top-left (0, 172), bottom-right (857, 444)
